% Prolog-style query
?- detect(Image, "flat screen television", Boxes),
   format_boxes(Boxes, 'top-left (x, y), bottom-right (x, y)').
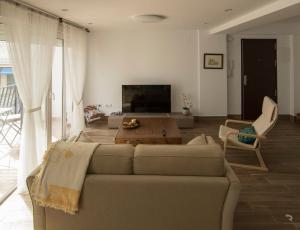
top-left (122, 85), bottom-right (171, 113)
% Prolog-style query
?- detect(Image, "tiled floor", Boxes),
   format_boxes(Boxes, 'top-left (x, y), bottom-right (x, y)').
top-left (0, 125), bottom-right (20, 204)
top-left (0, 193), bottom-right (32, 230)
top-left (0, 168), bottom-right (17, 202)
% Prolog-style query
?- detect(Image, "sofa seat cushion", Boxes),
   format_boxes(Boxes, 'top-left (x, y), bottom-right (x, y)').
top-left (87, 144), bottom-right (134, 175)
top-left (134, 144), bottom-right (225, 176)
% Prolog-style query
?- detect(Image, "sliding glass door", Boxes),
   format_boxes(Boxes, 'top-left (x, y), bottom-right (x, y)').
top-left (51, 40), bottom-right (63, 142)
top-left (48, 39), bottom-right (72, 143)
top-left (0, 40), bottom-right (21, 203)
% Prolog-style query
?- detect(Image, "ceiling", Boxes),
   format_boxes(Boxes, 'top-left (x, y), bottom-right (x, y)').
top-left (21, 0), bottom-right (279, 31)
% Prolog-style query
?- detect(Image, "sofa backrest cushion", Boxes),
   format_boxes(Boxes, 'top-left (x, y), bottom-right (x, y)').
top-left (87, 144), bottom-right (134, 175)
top-left (134, 144), bottom-right (225, 176)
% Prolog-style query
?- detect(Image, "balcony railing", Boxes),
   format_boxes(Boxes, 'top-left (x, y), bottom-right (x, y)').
top-left (0, 84), bottom-right (22, 114)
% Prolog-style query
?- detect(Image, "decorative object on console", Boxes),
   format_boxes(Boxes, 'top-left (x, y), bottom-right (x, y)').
top-left (84, 104), bottom-right (105, 124)
top-left (182, 94), bottom-right (192, 116)
top-left (204, 53), bottom-right (224, 69)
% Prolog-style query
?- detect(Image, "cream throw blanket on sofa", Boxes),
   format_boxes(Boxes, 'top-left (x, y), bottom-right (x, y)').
top-left (30, 141), bottom-right (99, 214)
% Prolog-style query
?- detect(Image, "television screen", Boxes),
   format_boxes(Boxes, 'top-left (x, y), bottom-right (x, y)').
top-left (122, 85), bottom-right (171, 113)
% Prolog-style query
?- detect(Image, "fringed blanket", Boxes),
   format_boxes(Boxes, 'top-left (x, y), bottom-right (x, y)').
top-left (30, 141), bottom-right (99, 214)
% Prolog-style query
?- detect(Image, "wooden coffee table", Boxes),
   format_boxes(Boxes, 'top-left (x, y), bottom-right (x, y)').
top-left (115, 117), bottom-right (182, 145)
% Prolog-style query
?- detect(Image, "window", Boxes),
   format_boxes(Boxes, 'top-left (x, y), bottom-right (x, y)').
top-left (51, 40), bottom-right (63, 142)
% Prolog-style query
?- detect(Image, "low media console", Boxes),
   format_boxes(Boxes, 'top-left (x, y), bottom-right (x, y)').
top-left (108, 113), bottom-right (194, 129)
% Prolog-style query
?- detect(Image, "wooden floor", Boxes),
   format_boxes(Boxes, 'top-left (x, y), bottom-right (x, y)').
top-left (1, 118), bottom-right (300, 230)
top-left (190, 118), bottom-right (300, 230)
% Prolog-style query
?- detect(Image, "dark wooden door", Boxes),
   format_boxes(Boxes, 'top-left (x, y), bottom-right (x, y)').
top-left (241, 39), bottom-right (277, 120)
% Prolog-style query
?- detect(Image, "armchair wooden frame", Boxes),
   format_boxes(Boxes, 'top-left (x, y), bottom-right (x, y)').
top-left (223, 119), bottom-right (268, 172)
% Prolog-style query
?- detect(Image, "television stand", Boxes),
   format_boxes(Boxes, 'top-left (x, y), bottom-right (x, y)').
top-left (108, 112), bottom-right (194, 129)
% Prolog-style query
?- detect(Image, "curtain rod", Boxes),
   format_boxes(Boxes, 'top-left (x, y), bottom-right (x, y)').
top-left (3, 0), bottom-right (90, 32)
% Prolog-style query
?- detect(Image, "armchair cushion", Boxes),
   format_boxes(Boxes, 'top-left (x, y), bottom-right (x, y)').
top-left (219, 125), bottom-right (256, 149)
top-left (252, 96), bottom-right (278, 135)
top-left (238, 126), bottom-right (256, 144)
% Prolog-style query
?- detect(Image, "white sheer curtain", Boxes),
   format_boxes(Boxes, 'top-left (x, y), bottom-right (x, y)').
top-left (0, 1), bottom-right (58, 192)
top-left (63, 23), bottom-right (87, 136)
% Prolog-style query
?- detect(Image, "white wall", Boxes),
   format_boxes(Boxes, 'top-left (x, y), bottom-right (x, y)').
top-left (85, 30), bottom-right (199, 114)
top-left (85, 29), bottom-right (227, 116)
top-left (294, 35), bottom-right (300, 113)
top-left (227, 17), bottom-right (300, 115)
top-left (198, 32), bottom-right (227, 116)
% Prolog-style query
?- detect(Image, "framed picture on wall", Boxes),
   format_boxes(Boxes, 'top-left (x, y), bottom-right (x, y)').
top-left (204, 53), bottom-right (224, 69)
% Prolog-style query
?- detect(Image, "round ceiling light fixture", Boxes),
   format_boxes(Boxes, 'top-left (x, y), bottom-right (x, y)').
top-left (131, 14), bottom-right (167, 23)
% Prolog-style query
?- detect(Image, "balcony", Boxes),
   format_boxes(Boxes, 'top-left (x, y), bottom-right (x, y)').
top-left (0, 84), bottom-right (21, 203)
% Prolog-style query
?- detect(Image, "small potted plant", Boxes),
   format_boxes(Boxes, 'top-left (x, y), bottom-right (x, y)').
top-left (182, 94), bottom-right (192, 116)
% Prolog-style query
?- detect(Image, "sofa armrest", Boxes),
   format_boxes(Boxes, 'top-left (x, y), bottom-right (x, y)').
top-left (26, 166), bottom-right (46, 230)
top-left (222, 161), bottom-right (241, 230)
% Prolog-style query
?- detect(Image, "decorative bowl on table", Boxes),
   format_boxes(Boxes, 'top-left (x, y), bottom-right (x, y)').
top-left (122, 119), bottom-right (140, 129)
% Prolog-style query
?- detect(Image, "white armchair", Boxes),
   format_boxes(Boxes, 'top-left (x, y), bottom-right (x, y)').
top-left (219, 96), bottom-right (278, 171)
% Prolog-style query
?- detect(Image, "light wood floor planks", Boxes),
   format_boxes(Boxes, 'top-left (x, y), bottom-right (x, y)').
top-left (0, 118), bottom-right (299, 230)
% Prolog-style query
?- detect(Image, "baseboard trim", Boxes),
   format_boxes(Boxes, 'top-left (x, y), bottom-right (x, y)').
top-left (227, 114), bottom-right (242, 120)
top-left (98, 114), bottom-right (298, 123)
top-left (194, 116), bottom-right (227, 122)
top-left (278, 115), bottom-right (295, 122)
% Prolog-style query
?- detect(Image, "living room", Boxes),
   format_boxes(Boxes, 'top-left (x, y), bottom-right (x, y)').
top-left (0, 0), bottom-right (300, 230)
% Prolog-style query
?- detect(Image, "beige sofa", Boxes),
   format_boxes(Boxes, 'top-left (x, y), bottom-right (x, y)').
top-left (27, 135), bottom-right (240, 230)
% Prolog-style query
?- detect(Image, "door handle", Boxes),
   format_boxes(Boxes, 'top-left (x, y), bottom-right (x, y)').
top-left (243, 75), bottom-right (248, 86)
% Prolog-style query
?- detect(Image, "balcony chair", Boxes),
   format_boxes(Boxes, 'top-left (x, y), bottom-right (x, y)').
top-left (0, 85), bottom-right (22, 147)
top-left (0, 112), bottom-right (22, 147)
top-left (219, 96), bottom-right (278, 171)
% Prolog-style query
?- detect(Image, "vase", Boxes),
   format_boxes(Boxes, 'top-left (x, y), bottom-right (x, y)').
top-left (182, 108), bottom-right (190, 116)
